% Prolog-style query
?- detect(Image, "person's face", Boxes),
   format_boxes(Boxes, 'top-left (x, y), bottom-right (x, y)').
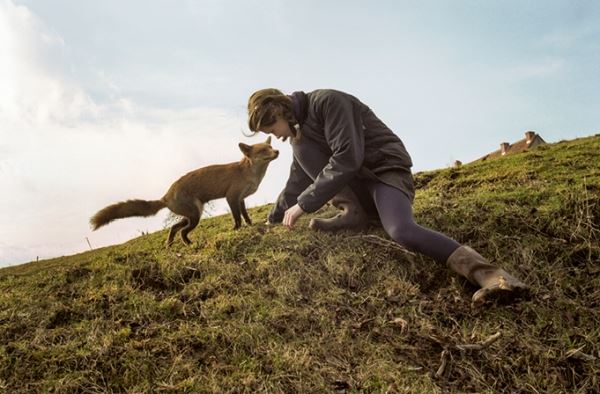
top-left (260, 114), bottom-right (294, 142)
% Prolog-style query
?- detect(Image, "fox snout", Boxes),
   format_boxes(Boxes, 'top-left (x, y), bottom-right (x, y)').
top-left (272, 150), bottom-right (279, 159)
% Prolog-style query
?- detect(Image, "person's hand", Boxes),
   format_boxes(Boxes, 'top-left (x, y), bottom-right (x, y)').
top-left (283, 204), bottom-right (305, 229)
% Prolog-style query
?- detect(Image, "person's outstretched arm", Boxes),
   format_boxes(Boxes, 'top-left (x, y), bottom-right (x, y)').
top-left (268, 156), bottom-right (313, 224)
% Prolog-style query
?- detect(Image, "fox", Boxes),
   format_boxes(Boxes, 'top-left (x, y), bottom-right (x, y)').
top-left (90, 137), bottom-right (279, 247)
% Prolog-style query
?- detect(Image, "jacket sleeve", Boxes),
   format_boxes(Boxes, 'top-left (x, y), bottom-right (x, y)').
top-left (268, 156), bottom-right (313, 223)
top-left (296, 94), bottom-right (365, 213)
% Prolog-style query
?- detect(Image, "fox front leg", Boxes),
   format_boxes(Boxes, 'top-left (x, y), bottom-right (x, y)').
top-left (226, 195), bottom-right (243, 229)
top-left (240, 200), bottom-right (252, 226)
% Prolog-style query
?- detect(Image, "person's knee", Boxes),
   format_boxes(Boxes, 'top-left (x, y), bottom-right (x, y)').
top-left (386, 222), bottom-right (418, 249)
top-left (292, 141), bottom-right (329, 178)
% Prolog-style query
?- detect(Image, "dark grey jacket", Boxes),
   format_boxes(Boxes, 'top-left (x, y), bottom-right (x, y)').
top-left (268, 89), bottom-right (414, 223)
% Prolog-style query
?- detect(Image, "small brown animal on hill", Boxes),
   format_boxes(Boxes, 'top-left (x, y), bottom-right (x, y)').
top-left (90, 137), bottom-right (279, 247)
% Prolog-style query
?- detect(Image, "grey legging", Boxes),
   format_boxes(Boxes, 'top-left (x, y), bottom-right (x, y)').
top-left (293, 137), bottom-right (461, 264)
top-left (366, 182), bottom-right (460, 263)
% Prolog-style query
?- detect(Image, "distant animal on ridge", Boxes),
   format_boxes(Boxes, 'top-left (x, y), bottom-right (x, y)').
top-left (90, 137), bottom-right (279, 247)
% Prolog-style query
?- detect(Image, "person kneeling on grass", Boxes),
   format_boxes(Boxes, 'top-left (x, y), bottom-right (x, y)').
top-left (247, 88), bottom-right (528, 305)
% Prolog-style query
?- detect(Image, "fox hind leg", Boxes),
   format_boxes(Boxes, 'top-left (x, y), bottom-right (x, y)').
top-left (180, 215), bottom-right (200, 245)
top-left (179, 200), bottom-right (203, 245)
top-left (167, 218), bottom-right (188, 248)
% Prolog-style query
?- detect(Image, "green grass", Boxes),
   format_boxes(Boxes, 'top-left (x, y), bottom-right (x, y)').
top-left (1, 135), bottom-right (599, 393)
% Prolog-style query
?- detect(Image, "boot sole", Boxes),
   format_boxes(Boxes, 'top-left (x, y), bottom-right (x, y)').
top-left (472, 285), bottom-right (530, 306)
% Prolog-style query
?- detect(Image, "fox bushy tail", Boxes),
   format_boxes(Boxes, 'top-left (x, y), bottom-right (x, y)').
top-left (90, 199), bottom-right (166, 230)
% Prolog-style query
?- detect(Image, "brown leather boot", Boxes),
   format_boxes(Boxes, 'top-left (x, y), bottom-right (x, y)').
top-left (309, 187), bottom-right (370, 232)
top-left (447, 246), bottom-right (529, 305)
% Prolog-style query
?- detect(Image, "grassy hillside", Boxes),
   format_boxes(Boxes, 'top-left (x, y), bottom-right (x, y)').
top-left (1, 135), bottom-right (599, 393)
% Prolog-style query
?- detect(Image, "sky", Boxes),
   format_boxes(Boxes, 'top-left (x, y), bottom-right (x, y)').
top-left (1, 0), bottom-right (599, 267)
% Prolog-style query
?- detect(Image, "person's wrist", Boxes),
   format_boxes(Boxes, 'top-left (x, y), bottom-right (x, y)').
top-left (297, 201), bottom-right (308, 213)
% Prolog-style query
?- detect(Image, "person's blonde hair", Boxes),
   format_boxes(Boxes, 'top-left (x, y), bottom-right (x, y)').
top-left (247, 88), bottom-right (294, 133)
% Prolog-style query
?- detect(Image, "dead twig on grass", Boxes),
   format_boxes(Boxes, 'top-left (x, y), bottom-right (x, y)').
top-left (565, 346), bottom-right (597, 362)
top-left (456, 331), bottom-right (502, 351)
top-left (435, 332), bottom-right (502, 379)
top-left (435, 350), bottom-right (450, 378)
top-left (347, 235), bottom-right (417, 256)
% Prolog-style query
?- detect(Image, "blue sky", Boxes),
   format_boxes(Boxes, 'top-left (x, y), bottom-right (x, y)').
top-left (1, 0), bottom-right (599, 266)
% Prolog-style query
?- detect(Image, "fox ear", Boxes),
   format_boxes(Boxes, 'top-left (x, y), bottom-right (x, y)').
top-left (265, 136), bottom-right (272, 145)
top-left (239, 143), bottom-right (251, 155)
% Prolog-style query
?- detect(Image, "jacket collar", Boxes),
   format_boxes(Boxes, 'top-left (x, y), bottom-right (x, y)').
top-left (288, 91), bottom-right (308, 126)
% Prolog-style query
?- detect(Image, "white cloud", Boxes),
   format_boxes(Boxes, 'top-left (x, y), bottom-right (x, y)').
top-left (0, 0), bottom-right (97, 125)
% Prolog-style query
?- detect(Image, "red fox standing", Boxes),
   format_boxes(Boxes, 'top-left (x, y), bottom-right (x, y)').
top-left (90, 137), bottom-right (279, 247)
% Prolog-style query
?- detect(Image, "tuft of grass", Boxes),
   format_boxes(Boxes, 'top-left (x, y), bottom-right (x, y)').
top-left (1, 135), bottom-right (599, 393)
